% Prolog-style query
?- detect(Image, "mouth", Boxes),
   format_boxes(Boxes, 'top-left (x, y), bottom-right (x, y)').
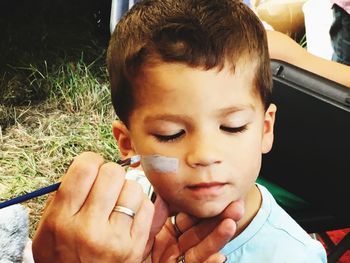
top-left (186, 182), bottom-right (227, 198)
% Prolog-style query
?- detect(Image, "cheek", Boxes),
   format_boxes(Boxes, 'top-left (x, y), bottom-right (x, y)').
top-left (231, 132), bottom-right (262, 166)
top-left (240, 143), bottom-right (262, 179)
top-left (145, 171), bottom-right (179, 197)
top-left (229, 132), bottom-right (262, 185)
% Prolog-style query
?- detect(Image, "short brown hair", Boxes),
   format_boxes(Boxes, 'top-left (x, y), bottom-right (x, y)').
top-left (107, 0), bottom-right (272, 126)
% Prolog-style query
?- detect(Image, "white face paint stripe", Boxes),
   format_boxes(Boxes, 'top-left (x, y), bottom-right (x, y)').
top-left (141, 155), bottom-right (179, 174)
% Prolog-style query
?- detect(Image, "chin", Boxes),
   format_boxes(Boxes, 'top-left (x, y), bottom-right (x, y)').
top-left (164, 193), bottom-right (234, 218)
top-left (176, 203), bottom-right (227, 219)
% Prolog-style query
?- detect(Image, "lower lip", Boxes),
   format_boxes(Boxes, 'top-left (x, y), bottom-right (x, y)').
top-left (186, 184), bottom-right (226, 198)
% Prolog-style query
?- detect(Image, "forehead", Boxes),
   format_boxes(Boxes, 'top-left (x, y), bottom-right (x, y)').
top-left (131, 59), bottom-right (261, 108)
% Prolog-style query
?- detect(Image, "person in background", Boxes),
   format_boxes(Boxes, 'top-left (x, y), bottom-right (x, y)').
top-left (109, 0), bottom-right (350, 88)
top-left (267, 29), bottom-right (350, 87)
top-left (329, 0), bottom-right (350, 65)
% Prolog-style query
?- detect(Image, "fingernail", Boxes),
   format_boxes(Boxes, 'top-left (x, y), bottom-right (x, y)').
top-left (223, 256), bottom-right (227, 263)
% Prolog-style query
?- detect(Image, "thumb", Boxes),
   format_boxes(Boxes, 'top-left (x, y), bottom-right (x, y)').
top-left (219, 199), bottom-right (245, 222)
top-left (150, 194), bottom-right (170, 236)
top-left (143, 194), bottom-right (170, 258)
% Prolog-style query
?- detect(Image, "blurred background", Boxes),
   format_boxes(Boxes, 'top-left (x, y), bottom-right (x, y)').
top-left (0, 0), bottom-right (118, 236)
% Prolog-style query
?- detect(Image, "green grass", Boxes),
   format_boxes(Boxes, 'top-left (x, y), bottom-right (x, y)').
top-left (0, 104), bottom-right (119, 235)
top-left (299, 33), bottom-right (307, 49)
top-left (0, 0), bottom-right (117, 237)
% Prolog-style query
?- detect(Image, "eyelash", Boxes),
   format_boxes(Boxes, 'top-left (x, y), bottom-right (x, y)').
top-left (154, 125), bottom-right (247, 142)
top-left (220, 125), bottom-right (248, 134)
top-left (153, 125), bottom-right (247, 142)
top-left (154, 130), bottom-right (185, 142)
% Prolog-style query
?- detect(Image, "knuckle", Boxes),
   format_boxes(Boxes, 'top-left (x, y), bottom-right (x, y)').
top-left (79, 151), bottom-right (104, 161)
top-left (125, 179), bottom-right (144, 196)
top-left (69, 155), bottom-right (103, 178)
top-left (100, 162), bottom-right (126, 178)
top-left (72, 152), bottom-right (105, 171)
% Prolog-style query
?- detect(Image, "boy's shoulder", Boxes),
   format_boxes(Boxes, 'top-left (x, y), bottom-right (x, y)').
top-left (221, 184), bottom-right (327, 263)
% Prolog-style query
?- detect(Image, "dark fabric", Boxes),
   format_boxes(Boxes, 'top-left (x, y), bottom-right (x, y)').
top-left (330, 4), bottom-right (350, 66)
top-left (256, 177), bottom-right (311, 212)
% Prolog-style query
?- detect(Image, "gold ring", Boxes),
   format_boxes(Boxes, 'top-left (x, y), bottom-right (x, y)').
top-left (112, 205), bottom-right (136, 218)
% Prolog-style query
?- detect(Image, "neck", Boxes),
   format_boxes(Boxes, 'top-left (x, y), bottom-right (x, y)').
top-left (234, 184), bottom-right (262, 237)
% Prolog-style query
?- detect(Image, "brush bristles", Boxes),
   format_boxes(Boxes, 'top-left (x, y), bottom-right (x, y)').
top-left (130, 155), bottom-right (141, 165)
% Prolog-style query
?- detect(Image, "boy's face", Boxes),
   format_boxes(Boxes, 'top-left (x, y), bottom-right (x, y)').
top-left (113, 62), bottom-right (276, 218)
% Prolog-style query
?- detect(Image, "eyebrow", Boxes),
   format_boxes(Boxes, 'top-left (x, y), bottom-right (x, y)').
top-left (144, 105), bottom-right (255, 123)
top-left (215, 104), bottom-right (256, 116)
top-left (144, 114), bottom-right (192, 123)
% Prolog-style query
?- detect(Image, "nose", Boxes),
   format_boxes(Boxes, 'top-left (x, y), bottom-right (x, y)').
top-left (185, 133), bottom-right (222, 168)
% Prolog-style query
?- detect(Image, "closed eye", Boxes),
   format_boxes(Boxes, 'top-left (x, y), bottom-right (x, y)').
top-left (220, 125), bottom-right (248, 134)
top-left (153, 130), bottom-right (185, 142)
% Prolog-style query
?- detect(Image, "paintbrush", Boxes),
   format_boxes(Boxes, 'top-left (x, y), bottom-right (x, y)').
top-left (0, 155), bottom-right (141, 209)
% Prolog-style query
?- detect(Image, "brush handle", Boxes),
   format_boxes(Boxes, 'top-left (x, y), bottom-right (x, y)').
top-left (0, 182), bottom-right (61, 209)
top-left (0, 157), bottom-right (137, 209)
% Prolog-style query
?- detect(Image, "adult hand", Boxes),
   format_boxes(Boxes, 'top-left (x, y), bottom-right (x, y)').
top-left (151, 201), bottom-right (245, 263)
top-left (32, 152), bottom-right (167, 263)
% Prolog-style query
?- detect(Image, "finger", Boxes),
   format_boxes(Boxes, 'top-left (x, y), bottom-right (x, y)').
top-left (177, 200), bottom-right (244, 252)
top-left (150, 194), bottom-right (170, 237)
top-left (175, 216), bottom-right (224, 253)
top-left (110, 180), bottom-right (145, 230)
top-left (55, 152), bottom-right (104, 214)
top-left (173, 212), bottom-right (199, 235)
top-left (131, 197), bottom-right (155, 261)
top-left (203, 253), bottom-right (227, 263)
top-left (175, 200), bottom-right (244, 236)
top-left (159, 242), bottom-right (180, 263)
top-left (178, 217), bottom-right (230, 253)
top-left (143, 195), bottom-right (170, 258)
top-left (220, 199), bottom-right (245, 221)
top-left (82, 162), bottom-right (126, 220)
top-left (151, 218), bottom-right (178, 263)
top-left (182, 218), bottom-right (236, 262)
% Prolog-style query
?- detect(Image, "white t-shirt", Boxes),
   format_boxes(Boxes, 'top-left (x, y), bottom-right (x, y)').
top-left (221, 184), bottom-right (327, 263)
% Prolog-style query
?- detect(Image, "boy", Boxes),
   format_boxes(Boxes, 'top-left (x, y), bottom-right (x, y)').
top-left (107, 0), bottom-right (326, 262)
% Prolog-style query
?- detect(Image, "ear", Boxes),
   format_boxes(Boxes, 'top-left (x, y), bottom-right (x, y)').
top-left (112, 120), bottom-right (136, 159)
top-left (261, 103), bottom-right (277, 154)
